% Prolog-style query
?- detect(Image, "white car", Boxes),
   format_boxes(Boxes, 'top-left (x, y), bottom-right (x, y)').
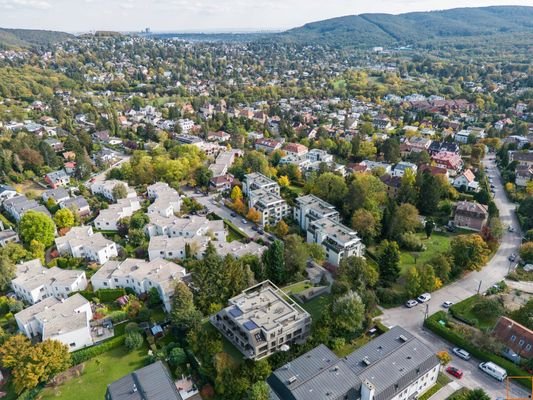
top-left (417, 293), bottom-right (431, 303)
top-left (452, 347), bottom-right (471, 360)
top-left (241, 219), bottom-right (248, 224)
top-left (405, 300), bottom-right (418, 308)
top-left (442, 301), bottom-right (453, 308)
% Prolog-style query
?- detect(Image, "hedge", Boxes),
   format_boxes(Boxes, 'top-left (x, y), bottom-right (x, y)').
top-left (70, 335), bottom-right (125, 365)
top-left (425, 312), bottom-right (532, 390)
top-left (76, 288), bottom-right (126, 303)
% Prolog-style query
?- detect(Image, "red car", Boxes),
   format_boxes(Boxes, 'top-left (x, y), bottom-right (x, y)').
top-left (446, 366), bottom-right (463, 379)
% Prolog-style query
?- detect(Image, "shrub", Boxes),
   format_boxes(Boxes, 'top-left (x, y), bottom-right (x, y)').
top-left (376, 287), bottom-right (407, 307)
top-left (124, 322), bottom-right (140, 334)
top-left (70, 336), bottom-right (125, 365)
top-left (125, 332), bottom-right (144, 351)
top-left (107, 310), bottom-right (128, 323)
top-left (168, 347), bottom-right (187, 367)
top-left (399, 232), bottom-right (425, 251)
top-left (97, 288), bottom-right (126, 302)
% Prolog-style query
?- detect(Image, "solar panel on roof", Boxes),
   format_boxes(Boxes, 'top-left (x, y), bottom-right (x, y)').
top-left (229, 306), bottom-right (243, 317)
top-left (243, 320), bottom-right (259, 331)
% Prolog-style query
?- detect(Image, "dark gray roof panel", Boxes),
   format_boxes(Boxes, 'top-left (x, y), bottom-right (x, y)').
top-left (107, 361), bottom-right (183, 400)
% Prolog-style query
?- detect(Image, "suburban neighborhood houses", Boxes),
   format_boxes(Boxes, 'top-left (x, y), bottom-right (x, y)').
top-left (0, 9), bottom-right (531, 400)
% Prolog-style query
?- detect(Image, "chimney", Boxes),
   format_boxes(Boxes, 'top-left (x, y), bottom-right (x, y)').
top-left (132, 384), bottom-right (137, 393)
top-left (361, 379), bottom-right (376, 400)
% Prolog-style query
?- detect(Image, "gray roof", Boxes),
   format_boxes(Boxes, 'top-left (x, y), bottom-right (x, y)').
top-left (268, 344), bottom-right (361, 400)
top-left (43, 188), bottom-right (69, 202)
top-left (106, 361), bottom-right (182, 400)
top-left (269, 327), bottom-right (439, 400)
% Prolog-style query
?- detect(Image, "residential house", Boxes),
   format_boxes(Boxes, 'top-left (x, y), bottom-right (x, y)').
top-left (93, 130), bottom-right (110, 142)
top-left (60, 196), bottom-right (91, 217)
top-left (453, 201), bottom-right (488, 231)
top-left (105, 361), bottom-right (183, 400)
top-left (94, 197), bottom-right (141, 231)
top-left (510, 151), bottom-right (533, 168)
top-left (293, 195), bottom-right (339, 232)
top-left (42, 188), bottom-right (70, 204)
top-left (15, 294), bottom-right (93, 351)
top-left (431, 151), bottom-right (463, 175)
top-left (453, 169), bottom-right (479, 192)
top-left (3, 195), bottom-right (51, 222)
top-left (283, 143), bottom-right (308, 157)
top-left (391, 162), bottom-right (418, 178)
top-left (268, 326), bottom-right (440, 400)
top-left (372, 114), bottom-right (392, 130)
top-left (209, 175), bottom-right (234, 192)
top-left (178, 118), bottom-right (194, 133)
top-left (44, 138), bottom-right (64, 152)
top-left (211, 281), bottom-right (311, 360)
top-left (44, 169), bottom-right (70, 189)
top-left (400, 137), bottom-right (432, 157)
top-left (493, 316), bottom-right (533, 359)
top-left (147, 182), bottom-right (181, 218)
top-left (0, 221), bottom-right (19, 247)
top-left (146, 214), bottom-right (226, 242)
top-left (307, 217), bottom-right (364, 267)
top-left (91, 180), bottom-right (137, 202)
top-left (207, 131), bottom-right (231, 142)
top-left (11, 259), bottom-right (87, 304)
top-left (380, 174), bottom-right (402, 198)
top-left (255, 138), bottom-right (282, 154)
top-left (91, 258), bottom-right (188, 312)
top-left (0, 184), bottom-right (17, 205)
top-left (515, 165), bottom-right (533, 187)
top-left (55, 226), bottom-right (118, 265)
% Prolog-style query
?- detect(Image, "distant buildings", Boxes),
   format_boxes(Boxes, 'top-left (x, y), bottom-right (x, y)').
top-left (44, 169), bottom-right (70, 189)
top-left (211, 281), bottom-right (311, 360)
top-left (268, 326), bottom-right (440, 400)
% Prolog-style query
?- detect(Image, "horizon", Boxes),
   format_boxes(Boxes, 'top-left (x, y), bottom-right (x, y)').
top-left (0, 1), bottom-right (531, 33)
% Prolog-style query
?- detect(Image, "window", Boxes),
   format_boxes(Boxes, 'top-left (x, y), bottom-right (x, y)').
top-left (519, 339), bottom-right (525, 346)
top-left (526, 344), bottom-right (531, 351)
top-left (511, 335), bottom-right (516, 342)
top-left (69, 342), bottom-right (76, 347)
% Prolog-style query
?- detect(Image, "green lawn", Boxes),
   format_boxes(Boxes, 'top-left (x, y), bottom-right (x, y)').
top-left (398, 232), bottom-right (455, 275)
top-left (295, 293), bottom-right (331, 325)
top-left (40, 345), bottom-right (148, 400)
top-left (449, 294), bottom-right (503, 330)
top-left (282, 280), bottom-right (313, 295)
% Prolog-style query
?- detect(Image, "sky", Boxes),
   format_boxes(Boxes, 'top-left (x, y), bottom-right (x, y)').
top-left (0, 0), bottom-right (531, 32)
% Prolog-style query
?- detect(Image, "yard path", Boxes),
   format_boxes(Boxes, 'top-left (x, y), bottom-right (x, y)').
top-left (506, 280), bottom-right (533, 294)
top-left (428, 381), bottom-right (462, 400)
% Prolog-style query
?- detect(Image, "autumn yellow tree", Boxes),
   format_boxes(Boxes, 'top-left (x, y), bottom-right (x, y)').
top-left (274, 220), bottom-right (289, 237)
top-left (278, 175), bottom-right (290, 187)
top-left (230, 186), bottom-right (243, 202)
top-left (232, 198), bottom-right (247, 215)
top-left (246, 207), bottom-right (261, 224)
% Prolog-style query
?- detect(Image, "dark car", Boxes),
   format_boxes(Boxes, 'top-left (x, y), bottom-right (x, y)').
top-left (446, 366), bottom-right (463, 379)
top-left (230, 212), bottom-right (236, 217)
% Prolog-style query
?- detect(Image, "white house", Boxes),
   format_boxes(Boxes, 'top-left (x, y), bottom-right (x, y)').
top-left (55, 226), bottom-right (118, 265)
top-left (91, 258), bottom-right (188, 312)
top-left (453, 169), bottom-right (479, 192)
top-left (392, 162), bottom-right (418, 178)
top-left (2, 195), bottom-right (51, 222)
top-left (293, 194), bottom-right (339, 232)
top-left (307, 217), bottom-right (364, 267)
top-left (0, 185), bottom-right (18, 205)
top-left (11, 259), bottom-right (87, 304)
top-left (94, 197), bottom-right (141, 231)
top-left (147, 182), bottom-right (181, 218)
top-left (90, 180), bottom-right (137, 202)
top-left (15, 294), bottom-right (93, 351)
top-left (146, 214), bottom-right (226, 242)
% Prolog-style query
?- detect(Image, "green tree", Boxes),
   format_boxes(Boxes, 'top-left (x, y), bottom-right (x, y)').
top-left (29, 240), bottom-right (45, 263)
top-left (377, 240), bottom-right (400, 286)
top-left (168, 347), bottom-right (187, 367)
top-left (19, 211), bottom-right (55, 247)
top-left (417, 172), bottom-right (442, 215)
top-left (284, 234), bottom-right (309, 279)
top-left (274, 220), bottom-right (289, 237)
top-left (344, 173), bottom-right (387, 217)
top-left (338, 256), bottom-right (379, 292)
top-left (450, 234), bottom-right (489, 275)
top-left (464, 389), bottom-right (490, 400)
top-left (330, 290), bottom-right (365, 335)
top-left (311, 172), bottom-right (348, 208)
top-left (519, 242), bottom-right (533, 264)
top-left (112, 183), bottom-right (128, 200)
top-left (424, 220), bottom-right (434, 239)
top-left (247, 381), bottom-right (270, 400)
top-left (405, 267), bottom-right (422, 298)
top-left (125, 331), bottom-right (144, 350)
top-left (0, 255), bottom-right (16, 291)
top-left (306, 243), bottom-right (325, 263)
top-left (242, 151), bottom-right (269, 175)
top-left (428, 253), bottom-right (452, 283)
top-left (54, 208), bottom-right (75, 229)
top-left (351, 209), bottom-right (380, 243)
top-left (262, 240), bottom-right (286, 285)
top-left (171, 281), bottom-right (202, 331)
top-left (382, 138), bottom-right (400, 163)
top-left (195, 165), bottom-right (213, 188)
top-left (397, 168), bottom-right (418, 205)
top-left (391, 203), bottom-right (420, 240)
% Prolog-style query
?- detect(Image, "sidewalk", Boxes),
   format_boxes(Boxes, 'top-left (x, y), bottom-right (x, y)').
top-left (428, 381), bottom-right (462, 400)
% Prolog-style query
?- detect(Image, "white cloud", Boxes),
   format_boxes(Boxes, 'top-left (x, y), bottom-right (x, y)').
top-left (0, 0), bottom-right (51, 9)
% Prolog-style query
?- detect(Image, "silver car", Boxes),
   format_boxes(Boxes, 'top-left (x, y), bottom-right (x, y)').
top-left (452, 347), bottom-right (471, 360)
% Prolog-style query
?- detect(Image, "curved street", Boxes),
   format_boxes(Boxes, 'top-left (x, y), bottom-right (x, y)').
top-left (379, 155), bottom-right (528, 399)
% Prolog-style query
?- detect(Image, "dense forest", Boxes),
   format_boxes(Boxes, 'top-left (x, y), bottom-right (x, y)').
top-left (0, 28), bottom-right (72, 49)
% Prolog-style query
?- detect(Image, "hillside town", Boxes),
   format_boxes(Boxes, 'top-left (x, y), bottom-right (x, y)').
top-left (0, 13), bottom-right (531, 400)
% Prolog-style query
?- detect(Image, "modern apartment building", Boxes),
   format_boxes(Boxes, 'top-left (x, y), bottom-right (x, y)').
top-left (211, 281), bottom-right (311, 360)
top-left (293, 194), bottom-right (339, 231)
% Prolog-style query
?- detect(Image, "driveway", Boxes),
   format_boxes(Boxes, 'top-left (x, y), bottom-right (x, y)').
top-left (85, 151), bottom-right (131, 187)
top-left (379, 155), bottom-right (528, 398)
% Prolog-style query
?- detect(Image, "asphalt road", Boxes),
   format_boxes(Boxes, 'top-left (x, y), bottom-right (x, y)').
top-left (380, 155), bottom-right (529, 399)
top-left (84, 152), bottom-right (131, 187)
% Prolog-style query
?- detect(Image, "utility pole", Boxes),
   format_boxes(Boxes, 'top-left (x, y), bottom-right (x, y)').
top-left (477, 280), bottom-right (483, 295)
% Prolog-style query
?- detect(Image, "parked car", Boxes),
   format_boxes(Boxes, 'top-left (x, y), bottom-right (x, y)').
top-left (508, 253), bottom-right (517, 262)
top-left (251, 226), bottom-right (258, 231)
top-left (417, 293), bottom-right (431, 303)
top-left (446, 366), bottom-right (463, 379)
top-left (479, 361), bottom-right (507, 382)
top-left (230, 212), bottom-right (236, 217)
top-left (442, 301), bottom-right (454, 308)
top-left (508, 226), bottom-right (515, 232)
top-left (452, 347), bottom-right (471, 360)
top-left (257, 229), bottom-right (264, 235)
top-left (241, 219), bottom-right (247, 224)
top-left (405, 299), bottom-right (418, 308)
